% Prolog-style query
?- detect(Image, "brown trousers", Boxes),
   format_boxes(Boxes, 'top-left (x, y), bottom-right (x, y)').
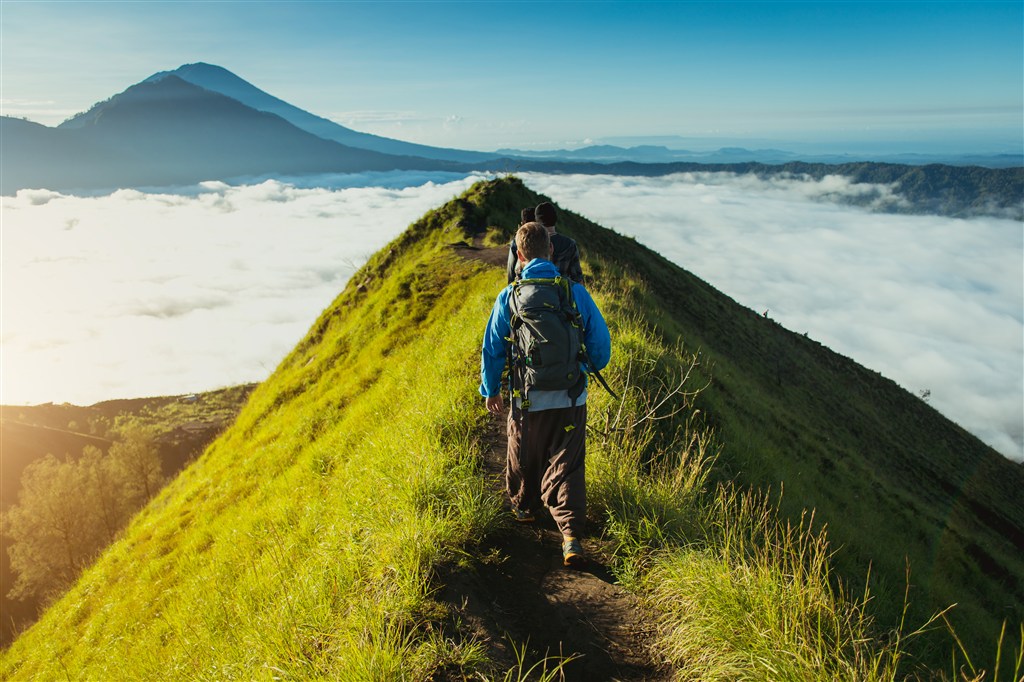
top-left (506, 404), bottom-right (587, 538)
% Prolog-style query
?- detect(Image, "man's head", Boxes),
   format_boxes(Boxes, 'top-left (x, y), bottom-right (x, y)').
top-left (520, 207), bottom-right (534, 226)
top-left (515, 221), bottom-right (552, 262)
top-left (534, 202), bottom-right (557, 230)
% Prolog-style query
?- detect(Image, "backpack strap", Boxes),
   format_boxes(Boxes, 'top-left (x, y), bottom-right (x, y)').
top-left (559, 277), bottom-right (620, 401)
top-left (586, 363), bottom-right (619, 400)
top-left (506, 281), bottom-right (530, 422)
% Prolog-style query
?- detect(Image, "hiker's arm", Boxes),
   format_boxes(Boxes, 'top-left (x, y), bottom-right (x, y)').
top-left (485, 395), bottom-right (504, 414)
top-left (575, 285), bottom-right (611, 372)
top-left (480, 291), bottom-right (511, 399)
top-left (506, 241), bottom-right (518, 284)
top-left (569, 244), bottom-right (584, 285)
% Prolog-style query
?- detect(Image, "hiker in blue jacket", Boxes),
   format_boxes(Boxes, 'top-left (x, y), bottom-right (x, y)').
top-left (481, 221), bottom-right (611, 568)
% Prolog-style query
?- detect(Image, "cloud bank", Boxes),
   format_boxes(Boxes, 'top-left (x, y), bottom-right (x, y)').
top-left (521, 172), bottom-right (1023, 461)
top-left (2, 173), bottom-right (483, 406)
top-left (2, 170), bottom-right (1020, 462)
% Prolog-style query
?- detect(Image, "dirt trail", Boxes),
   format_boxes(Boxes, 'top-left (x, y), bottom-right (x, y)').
top-left (438, 243), bottom-right (669, 680)
top-left (436, 415), bottom-right (669, 681)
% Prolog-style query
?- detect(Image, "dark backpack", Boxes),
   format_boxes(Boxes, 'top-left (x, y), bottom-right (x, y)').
top-left (507, 276), bottom-right (586, 407)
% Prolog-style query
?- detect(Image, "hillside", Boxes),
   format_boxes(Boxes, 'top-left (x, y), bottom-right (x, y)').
top-left (498, 143), bottom-right (1024, 169)
top-left (1, 178), bottom-right (1020, 679)
top-left (1, 386), bottom-right (257, 513)
top-left (0, 385), bottom-right (255, 647)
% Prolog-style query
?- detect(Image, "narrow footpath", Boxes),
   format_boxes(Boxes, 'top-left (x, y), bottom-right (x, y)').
top-left (436, 414), bottom-right (669, 681)
top-left (441, 240), bottom-right (670, 681)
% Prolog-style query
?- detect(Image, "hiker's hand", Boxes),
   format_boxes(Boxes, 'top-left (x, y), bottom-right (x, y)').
top-left (485, 395), bottom-right (504, 414)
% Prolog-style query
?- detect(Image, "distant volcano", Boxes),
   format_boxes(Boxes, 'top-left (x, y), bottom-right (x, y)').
top-left (1, 70), bottom-right (468, 193)
top-left (140, 62), bottom-right (499, 164)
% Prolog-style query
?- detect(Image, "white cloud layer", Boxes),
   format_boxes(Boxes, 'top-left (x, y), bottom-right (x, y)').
top-left (2, 173), bottom-right (483, 406)
top-left (521, 172), bottom-right (1024, 462)
top-left (2, 170), bottom-right (1020, 462)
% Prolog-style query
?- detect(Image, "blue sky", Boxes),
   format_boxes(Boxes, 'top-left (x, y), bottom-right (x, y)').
top-left (1, 1), bottom-right (1022, 152)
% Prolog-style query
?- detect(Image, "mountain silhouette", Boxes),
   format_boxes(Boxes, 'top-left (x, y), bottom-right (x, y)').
top-left (1, 178), bottom-right (1019, 679)
top-left (1, 75), bottom-right (461, 193)
top-left (144, 62), bottom-right (498, 163)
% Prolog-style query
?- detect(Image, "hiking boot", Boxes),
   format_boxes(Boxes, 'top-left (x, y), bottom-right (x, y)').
top-left (562, 537), bottom-right (586, 568)
top-left (512, 507), bottom-right (535, 523)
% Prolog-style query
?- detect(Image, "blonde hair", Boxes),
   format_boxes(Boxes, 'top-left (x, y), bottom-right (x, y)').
top-left (515, 221), bottom-right (551, 260)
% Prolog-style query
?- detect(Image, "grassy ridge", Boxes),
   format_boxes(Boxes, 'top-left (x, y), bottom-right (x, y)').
top-left (458, 177), bottom-right (1021, 674)
top-left (2, 177), bottom-right (1020, 679)
top-left (1, 198), bottom-right (508, 679)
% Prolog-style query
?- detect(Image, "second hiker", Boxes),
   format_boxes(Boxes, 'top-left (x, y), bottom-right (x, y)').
top-left (506, 202), bottom-right (584, 284)
top-left (482, 221), bottom-right (611, 568)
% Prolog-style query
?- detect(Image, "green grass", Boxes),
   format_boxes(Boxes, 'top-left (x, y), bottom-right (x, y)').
top-left (547, 180), bottom-right (1022, 676)
top-left (585, 296), bottom-right (1019, 681)
top-left (1, 201), bottom-right (508, 679)
top-left (2, 176), bottom-right (1020, 680)
top-left (580, 302), bottom-right (915, 680)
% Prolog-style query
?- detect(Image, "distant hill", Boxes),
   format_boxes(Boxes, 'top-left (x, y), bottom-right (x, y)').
top-left (510, 158), bottom-right (1024, 220)
top-left (1, 178), bottom-right (1019, 679)
top-left (1, 386), bottom-right (256, 515)
top-left (498, 143), bottom-right (1024, 169)
top-left (143, 62), bottom-right (499, 164)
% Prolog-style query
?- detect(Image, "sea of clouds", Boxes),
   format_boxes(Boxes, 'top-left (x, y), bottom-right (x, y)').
top-left (1, 172), bottom-right (481, 407)
top-left (2, 170), bottom-right (1021, 461)
top-left (522, 171), bottom-right (1023, 461)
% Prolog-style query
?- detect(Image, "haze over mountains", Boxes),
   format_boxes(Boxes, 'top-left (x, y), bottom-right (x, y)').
top-left (1, 63), bottom-right (1021, 220)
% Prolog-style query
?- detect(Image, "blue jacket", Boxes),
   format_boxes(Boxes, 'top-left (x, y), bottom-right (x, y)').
top-left (480, 258), bottom-right (611, 410)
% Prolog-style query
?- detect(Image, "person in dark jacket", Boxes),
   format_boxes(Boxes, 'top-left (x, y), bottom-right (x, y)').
top-left (506, 202), bottom-right (584, 284)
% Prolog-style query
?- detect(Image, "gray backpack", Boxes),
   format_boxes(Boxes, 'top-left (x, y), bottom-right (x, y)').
top-left (507, 276), bottom-right (586, 409)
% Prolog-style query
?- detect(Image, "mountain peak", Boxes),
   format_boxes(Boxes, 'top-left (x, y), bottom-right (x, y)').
top-left (145, 62), bottom-right (226, 80)
top-left (14, 73), bottom-right (456, 192)
top-left (145, 61), bottom-right (272, 103)
top-left (173, 61), bottom-right (233, 74)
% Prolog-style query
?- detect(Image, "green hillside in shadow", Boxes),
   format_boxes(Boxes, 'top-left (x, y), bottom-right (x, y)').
top-left (1, 177), bottom-right (1020, 680)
